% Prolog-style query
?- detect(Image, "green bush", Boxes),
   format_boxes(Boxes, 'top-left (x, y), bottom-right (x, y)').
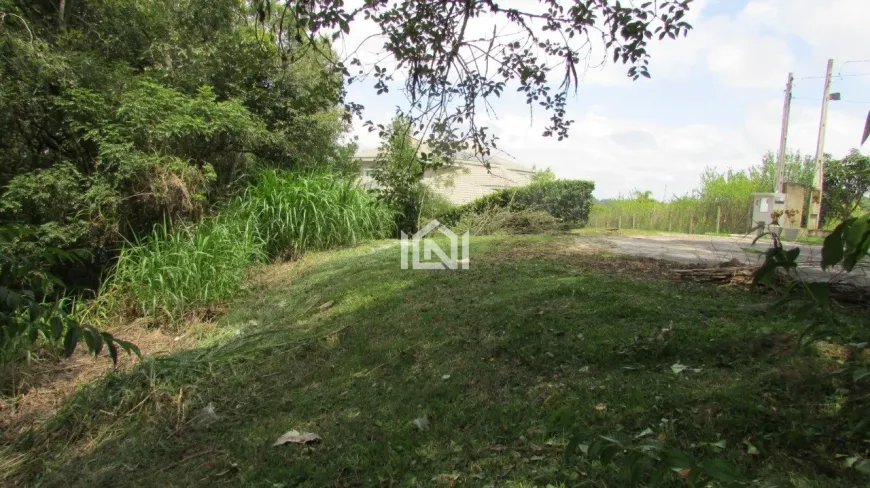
top-left (443, 179), bottom-right (595, 226)
top-left (417, 187), bottom-right (456, 226)
top-left (104, 172), bottom-right (393, 323)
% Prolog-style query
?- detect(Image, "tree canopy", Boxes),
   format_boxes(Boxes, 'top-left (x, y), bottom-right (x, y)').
top-left (255, 0), bottom-right (693, 159)
top-left (0, 0), bottom-right (351, 285)
top-left (822, 150), bottom-right (870, 225)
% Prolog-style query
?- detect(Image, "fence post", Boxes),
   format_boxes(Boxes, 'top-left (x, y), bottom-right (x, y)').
top-left (716, 205), bottom-right (721, 234)
top-left (689, 210), bottom-right (695, 234)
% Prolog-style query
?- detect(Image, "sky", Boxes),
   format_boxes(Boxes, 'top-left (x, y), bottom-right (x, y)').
top-left (338, 0), bottom-right (870, 200)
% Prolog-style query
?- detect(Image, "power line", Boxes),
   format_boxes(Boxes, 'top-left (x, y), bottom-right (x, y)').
top-left (837, 60), bottom-right (870, 77)
top-left (795, 72), bottom-right (870, 81)
top-left (794, 59), bottom-right (870, 81)
top-left (792, 96), bottom-right (870, 104)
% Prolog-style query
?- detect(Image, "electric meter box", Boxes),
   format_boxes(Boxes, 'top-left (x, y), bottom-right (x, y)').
top-left (750, 192), bottom-right (788, 235)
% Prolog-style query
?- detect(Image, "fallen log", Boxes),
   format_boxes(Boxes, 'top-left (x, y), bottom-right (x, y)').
top-left (672, 266), bottom-right (870, 306)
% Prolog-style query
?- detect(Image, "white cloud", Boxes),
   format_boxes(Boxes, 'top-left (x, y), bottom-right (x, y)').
top-left (346, 0), bottom-right (870, 200)
top-left (746, 0), bottom-right (870, 62)
top-left (642, 0), bottom-right (795, 88)
top-left (484, 112), bottom-right (760, 199)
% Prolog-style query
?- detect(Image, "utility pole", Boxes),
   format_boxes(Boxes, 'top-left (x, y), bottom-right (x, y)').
top-left (775, 72), bottom-right (794, 195)
top-left (812, 58), bottom-right (834, 228)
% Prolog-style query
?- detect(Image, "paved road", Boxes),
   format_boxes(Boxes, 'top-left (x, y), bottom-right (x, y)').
top-left (575, 233), bottom-right (870, 286)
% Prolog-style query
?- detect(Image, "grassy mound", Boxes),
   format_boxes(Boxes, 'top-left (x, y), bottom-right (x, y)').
top-left (5, 236), bottom-right (866, 486)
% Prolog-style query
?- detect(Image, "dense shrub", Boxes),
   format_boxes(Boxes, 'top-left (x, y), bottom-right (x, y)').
top-left (104, 173), bottom-right (393, 323)
top-left (443, 179), bottom-right (595, 226)
top-left (418, 187), bottom-right (456, 225)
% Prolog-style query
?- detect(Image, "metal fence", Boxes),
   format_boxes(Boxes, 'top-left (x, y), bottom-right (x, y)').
top-left (588, 200), bottom-right (754, 235)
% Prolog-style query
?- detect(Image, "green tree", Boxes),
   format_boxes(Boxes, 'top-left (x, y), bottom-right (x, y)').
top-left (531, 167), bottom-right (557, 185)
top-left (0, 0), bottom-right (348, 287)
top-left (821, 150), bottom-right (870, 225)
top-left (371, 116), bottom-right (426, 235)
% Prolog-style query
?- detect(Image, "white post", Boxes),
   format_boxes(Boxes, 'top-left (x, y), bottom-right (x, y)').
top-left (812, 59), bottom-right (835, 228)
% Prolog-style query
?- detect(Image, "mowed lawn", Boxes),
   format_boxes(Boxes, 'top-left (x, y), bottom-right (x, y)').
top-left (4, 235), bottom-right (866, 486)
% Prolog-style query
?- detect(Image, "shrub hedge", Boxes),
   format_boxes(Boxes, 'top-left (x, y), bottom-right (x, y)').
top-left (441, 179), bottom-right (595, 227)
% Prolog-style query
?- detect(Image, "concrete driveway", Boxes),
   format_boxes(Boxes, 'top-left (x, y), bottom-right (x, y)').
top-left (575, 232), bottom-right (870, 286)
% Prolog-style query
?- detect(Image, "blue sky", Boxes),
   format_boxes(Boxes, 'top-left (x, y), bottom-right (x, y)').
top-left (341, 0), bottom-right (870, 199)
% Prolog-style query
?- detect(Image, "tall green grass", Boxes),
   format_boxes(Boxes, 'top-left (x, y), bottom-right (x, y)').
top-left (108, 216), bottom-right (265, 323)
top-left (236, 171), bottom-right (394, 258)
top-left (104, 172), bottom-right (393, 324)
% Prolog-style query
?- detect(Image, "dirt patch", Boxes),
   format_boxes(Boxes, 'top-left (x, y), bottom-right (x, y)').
top-left (488, 237), bottom-right (684, 279)
top-left (573, 256), bottom-right (684, 278)
top-left (0, 322), bottom-right (193, 446)
top-left (252, 260), bottom-right (299, 288)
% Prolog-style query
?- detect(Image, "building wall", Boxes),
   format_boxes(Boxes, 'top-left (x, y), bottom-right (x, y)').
top-left (356, 153), bottom-right (535, 205)
top-left (782, 182), bottom-right (807, 229)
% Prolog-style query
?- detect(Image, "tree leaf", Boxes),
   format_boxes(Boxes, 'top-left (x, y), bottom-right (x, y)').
top-left (710, 440), bottom-right (727, 450)
top-left (564, 434), bottom-right (583, 462)
top-left (862, 109), bottom-right (870, 145)
top-left (107, 339), bottom-right (119, 367)
top-left (63, 325), bottom-right (80, 357)
top-left (822, 223), bottom-right (846, 269)
top-left (806, 282), bottom-right (830, 308)
top-left (744, 440), bottom-right (759, 455)
top-left (115, 339), bottom-right (141, 358)
top-left (28, 323), bottom-right (39, 343)
top-left (89, 326), bottom-right (104, 356)
top-left (599, 444), bottom-right (622, 464)
top-left (51, 316), bottom-right (64, 340)
top-left (843, 216), bottom-right (870, 271)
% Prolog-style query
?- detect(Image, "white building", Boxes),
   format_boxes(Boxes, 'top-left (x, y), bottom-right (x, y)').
top-left (355, 148), bottom-right (536, 205)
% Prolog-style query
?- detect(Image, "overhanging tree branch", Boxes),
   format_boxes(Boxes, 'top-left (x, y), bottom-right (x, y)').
top-left (263, 0), bottom-right (693, 161)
